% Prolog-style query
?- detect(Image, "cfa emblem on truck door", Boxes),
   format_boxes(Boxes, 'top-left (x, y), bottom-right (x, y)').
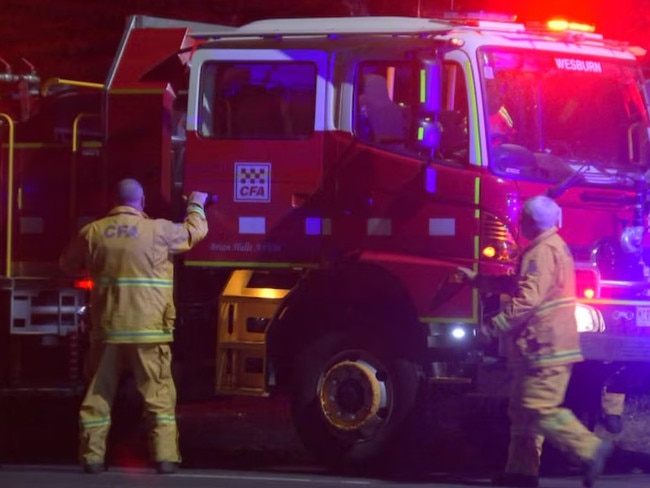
top-left (234, 162), bottom-right (271, 202)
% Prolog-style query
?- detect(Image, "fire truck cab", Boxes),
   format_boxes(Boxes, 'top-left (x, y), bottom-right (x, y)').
top-left (2, 12), bottom-right (650, 467)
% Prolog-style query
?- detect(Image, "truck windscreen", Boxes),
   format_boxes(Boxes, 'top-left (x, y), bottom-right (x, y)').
top-left (479, 46), bottom-right (649, 188)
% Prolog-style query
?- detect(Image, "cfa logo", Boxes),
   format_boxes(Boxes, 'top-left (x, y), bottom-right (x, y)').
top-left (103, 225), bottom-right (138, 238)
top-left (234, 162), bottom-right (271, 203)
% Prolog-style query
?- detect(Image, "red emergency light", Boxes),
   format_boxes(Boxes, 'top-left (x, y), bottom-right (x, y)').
top-left (74, 278), bottom-right (94, 290)
top-left (575, 267), bottom-right (599, 300)
top-left (546, 19), bottom-right (596, 33)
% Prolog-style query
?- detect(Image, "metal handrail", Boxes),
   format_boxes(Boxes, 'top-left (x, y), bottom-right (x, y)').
top-left (72, 112), bottom-right (100, 154)
top-left (40, 78), bottom-right (104, 97)
top-left (0, 113), bottom-right (15, 277)
top-left (70, 113), bottom-right (101, 233)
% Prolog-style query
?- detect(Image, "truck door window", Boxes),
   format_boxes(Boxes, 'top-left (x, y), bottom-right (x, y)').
top-left (438, 62), bottom-right (469, 162)
top-left (354, 61), bottom-right (469, 163)
top-left (199, 61), bottom-right (317, 140)
top-left (355, 64), bottom-right (410, 146)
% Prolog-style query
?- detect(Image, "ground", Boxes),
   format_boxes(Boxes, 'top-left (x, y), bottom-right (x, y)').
top-left (2, 372), bottom-right (650, 475)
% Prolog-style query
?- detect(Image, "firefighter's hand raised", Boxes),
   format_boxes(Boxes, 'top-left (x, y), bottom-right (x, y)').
top-left (457, 266), bottom-right (477, 283)
top-left (480, 322), bottom-right (498, 339)
top-left (187, 191), bottom-right (209, 207)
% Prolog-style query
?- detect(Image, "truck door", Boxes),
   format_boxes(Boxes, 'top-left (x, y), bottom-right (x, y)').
top-left (184, 48), bottom-right (328, 268)
top-left (336, 55), bottom-right (479, 319)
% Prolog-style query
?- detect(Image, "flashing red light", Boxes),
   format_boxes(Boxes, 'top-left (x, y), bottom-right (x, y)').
top-left (547, 19), bottom-right (596, 33)
top-left (575, 267), bottom-right (599, 300)
top-left (582, 287), bottom-right (595, 300)
top-left (74, 278), bottom-right (94, 290)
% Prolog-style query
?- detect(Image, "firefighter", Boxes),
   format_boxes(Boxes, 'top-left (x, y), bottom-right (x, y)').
top-left (601, 376), bottom-right (626, 435)
top-left (486, 81), bottom-right (515, 146)
top-left (489, 104), bottom-right (515, 145)
top-left (59, 178), bottom-right (208, 474)
top-left (600, 364), bottom-right (650, 435)
top-left (461, 195), bottom-right (613, 488)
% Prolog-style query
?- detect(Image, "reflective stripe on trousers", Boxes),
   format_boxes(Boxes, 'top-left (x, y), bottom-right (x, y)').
top-left (601, 391), bottom-right (625, 416)
top-left (506, 364), bottom-right (601, 476)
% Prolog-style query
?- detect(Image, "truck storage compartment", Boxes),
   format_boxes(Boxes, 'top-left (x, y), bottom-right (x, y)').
top-left (0, 284), bottom-right (86, 394)
top-left (215, 270), bottom-right (295, 395)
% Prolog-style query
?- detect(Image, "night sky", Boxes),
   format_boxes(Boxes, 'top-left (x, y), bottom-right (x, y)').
top-left (2, 0), bottom-right (650, 83)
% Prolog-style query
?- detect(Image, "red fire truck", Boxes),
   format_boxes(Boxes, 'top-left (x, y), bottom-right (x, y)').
top-left (2, 12), bottom-right (650, 465)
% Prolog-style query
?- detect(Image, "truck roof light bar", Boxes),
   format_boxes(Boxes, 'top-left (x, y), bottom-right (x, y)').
top-left (547, 19), bottom-right (596, 33)
top-left (525, 19), bottom-right (604, 41)
top-left (440, 11), bottom-right (517, 22)
top-left (437, 10), bottom-right (523, 31)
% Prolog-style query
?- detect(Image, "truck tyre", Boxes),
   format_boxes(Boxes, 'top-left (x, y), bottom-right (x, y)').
top-left (290, 333), bottom-right (420, 468)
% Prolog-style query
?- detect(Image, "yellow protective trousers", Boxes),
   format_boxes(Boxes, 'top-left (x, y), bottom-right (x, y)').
top-left (79, 343), bottom-right (180, 465)
top-left (601, 390), bottom-right (625, 416)
top-left (506, 364), bottom-right (602, 476)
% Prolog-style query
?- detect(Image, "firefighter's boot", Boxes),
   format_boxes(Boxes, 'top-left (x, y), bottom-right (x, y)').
top-left (600, 390), bottom-right (625, 434)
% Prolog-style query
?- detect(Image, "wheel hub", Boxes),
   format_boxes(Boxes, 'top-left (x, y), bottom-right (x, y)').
top-left (319, 359), bottom-right (388, 431)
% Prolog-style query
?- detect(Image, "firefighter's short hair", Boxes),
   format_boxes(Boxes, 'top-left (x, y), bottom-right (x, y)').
top-left (523, 195), bottom-right (560, 231)
top-left (117, 178), bottom-right (144, 206)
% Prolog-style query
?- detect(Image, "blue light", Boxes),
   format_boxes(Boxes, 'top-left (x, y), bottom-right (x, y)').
top-left (425, 167), bottom-right (437, 193)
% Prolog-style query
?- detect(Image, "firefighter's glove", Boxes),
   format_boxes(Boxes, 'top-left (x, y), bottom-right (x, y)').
top-left (488, 313), bottom-right (509, 338)
top-left (188, 191), bottom-right (208, 207)
top-left (478, 323), bottom-right (493, 340)
top-left (457, 266), bottom-right (477, 284)
top-left (482, 316), bottom-right (503, 339)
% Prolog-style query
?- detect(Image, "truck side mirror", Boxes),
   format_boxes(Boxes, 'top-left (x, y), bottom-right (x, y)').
top-left (412, 56), bottom-right (443, 151)
top-left (414, 117), bottom-right (442, 149)
top-left (417, 57), bottom-right (442, 114)
top-left (628, 121), bottom-right (650, 169)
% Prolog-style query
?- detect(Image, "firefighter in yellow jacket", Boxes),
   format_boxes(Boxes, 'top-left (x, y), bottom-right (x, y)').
top-left (462, 196), bottom-right (612, 488)
top-left (600, 370), bottom-right (626, 434)
top-left (60, 178), bottom-right (208, 475)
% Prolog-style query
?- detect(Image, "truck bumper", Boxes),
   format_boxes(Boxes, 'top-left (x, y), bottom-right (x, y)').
top-left (580, 332), bottom-right (650, 362)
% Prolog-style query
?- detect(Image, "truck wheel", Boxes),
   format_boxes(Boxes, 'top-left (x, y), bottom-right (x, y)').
top-left (290, 333), bottom-right (420, 468)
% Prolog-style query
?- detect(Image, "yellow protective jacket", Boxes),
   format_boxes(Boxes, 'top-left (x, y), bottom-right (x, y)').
top-left (491, 227), bottom-right (583, 369)
top-left (60, 204), bottom-right (208, 344)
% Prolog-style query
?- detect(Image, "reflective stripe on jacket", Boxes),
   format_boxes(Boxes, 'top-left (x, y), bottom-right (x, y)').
top-left (491, 227), bottom-right (583, 369)
top-left (60, 204), bottom-right (208, 344)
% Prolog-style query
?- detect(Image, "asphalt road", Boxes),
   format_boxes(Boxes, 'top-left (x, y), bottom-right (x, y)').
top-left (0, 385), bottom-right (514, 474)
top-left (2, 382), bottom-right (650, 487)
top-left (3, 464), bottom-right (650, 488)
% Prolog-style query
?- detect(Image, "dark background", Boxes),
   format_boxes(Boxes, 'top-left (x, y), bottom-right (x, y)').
top-left (2, 0), bottom-right (650, 84)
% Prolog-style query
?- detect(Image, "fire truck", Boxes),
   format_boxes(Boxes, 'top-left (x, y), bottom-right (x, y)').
top-left (2, 12), bottom-right (650, 466)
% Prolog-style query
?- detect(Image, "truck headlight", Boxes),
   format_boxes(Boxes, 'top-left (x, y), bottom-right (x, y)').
top-left (575, 304), bottom-right (605, 333)
top-left (450, 326), bottom-right (468, 340)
